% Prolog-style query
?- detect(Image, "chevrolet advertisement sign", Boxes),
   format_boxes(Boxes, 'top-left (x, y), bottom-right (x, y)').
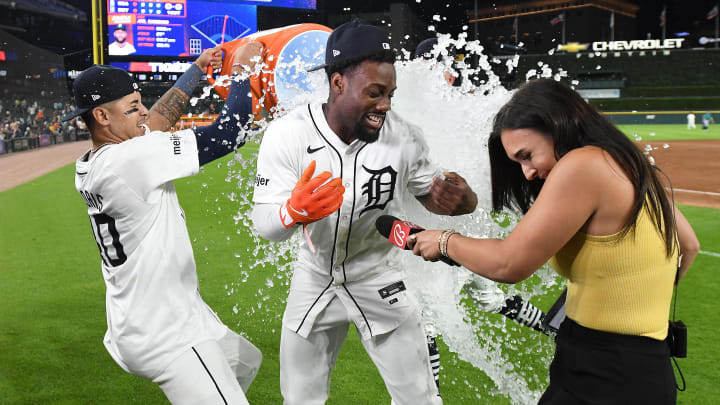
top-left (558, 38), bottom-right (685, 53)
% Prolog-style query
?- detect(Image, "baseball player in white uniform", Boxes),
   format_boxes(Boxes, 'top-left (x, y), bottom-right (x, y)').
top-left (251, 20), bottom-right (478, 404)
top-left (65, 44), bottom-right (264, 404)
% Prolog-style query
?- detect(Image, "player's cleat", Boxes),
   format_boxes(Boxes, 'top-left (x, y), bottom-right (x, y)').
top-left (463, 275), bottom-right (549, 335)
top-left (499, 295), bottom-right (547, 334)
top-left (463, 275), bottom-right (506, 313)
top-left (427, 335), bottom-right (440, 389)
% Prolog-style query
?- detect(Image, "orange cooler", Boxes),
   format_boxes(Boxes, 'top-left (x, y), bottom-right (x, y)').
top-left (207, 23), bottom-right (332, 119)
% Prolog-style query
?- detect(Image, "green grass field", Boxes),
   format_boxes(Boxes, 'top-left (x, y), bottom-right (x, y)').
top-left (618, 124), bottom-right (720, 141)
top-left (1, 142), bottom-right (719, 404)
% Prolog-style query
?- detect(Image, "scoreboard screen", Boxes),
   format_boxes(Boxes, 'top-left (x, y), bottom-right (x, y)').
top-left (106, 0), bottom-right (316, 58)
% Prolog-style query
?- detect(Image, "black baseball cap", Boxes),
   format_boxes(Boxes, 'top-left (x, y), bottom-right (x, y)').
top-left (62, 65), bottom-right (140, 122)
top-left (114, 24), bottom-right (127, 31)
top-left (307, 19), bottom-right (392, 72)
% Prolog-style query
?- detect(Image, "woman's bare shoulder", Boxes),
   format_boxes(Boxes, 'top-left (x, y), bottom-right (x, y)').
top-left (549, 146), bottom-right (632, 191)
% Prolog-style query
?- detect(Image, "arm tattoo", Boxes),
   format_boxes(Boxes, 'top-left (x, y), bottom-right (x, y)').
top-left (147, 88), bottom-right (189, 132)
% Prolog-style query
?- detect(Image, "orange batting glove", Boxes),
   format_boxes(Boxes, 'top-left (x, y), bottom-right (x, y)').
top-left (279, 160), bottom-right (345, 228)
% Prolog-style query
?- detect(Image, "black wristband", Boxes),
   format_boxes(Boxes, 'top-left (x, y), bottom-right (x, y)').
top-left (173, 63), bottom-right (203, 97)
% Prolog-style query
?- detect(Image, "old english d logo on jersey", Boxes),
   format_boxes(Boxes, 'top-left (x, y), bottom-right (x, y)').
top-left (359, 165), bottom-right (397, 217)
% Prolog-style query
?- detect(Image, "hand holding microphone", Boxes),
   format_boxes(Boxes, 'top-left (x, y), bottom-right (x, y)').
top-left (375, 215), bottom-right (553, 336)
top-left (374, 215), bottom-right (459, 266)
top-left (280, 160), bottom-right (345, 229)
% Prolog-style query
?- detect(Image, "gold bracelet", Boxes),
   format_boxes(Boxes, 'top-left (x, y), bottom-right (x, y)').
top-left (443, 231), bottom-right (458, 258)
top-left (437, 231), bottom-right (445, 256)
top-left (440, 230), bottom-right (450, 257)
top-left (438, 229), bottom-right (456, 257)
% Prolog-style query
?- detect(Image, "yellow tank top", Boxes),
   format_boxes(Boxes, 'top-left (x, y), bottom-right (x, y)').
top-left (549, 205), bottom-right (677, 340)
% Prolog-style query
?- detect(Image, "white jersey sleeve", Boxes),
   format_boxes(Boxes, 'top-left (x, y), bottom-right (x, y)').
top-left (112, 129), bottom-right (199, 201)
top-left (251, 202), bottom-right (296, 241)
top-left (253, 118), bottom-right (304, 204)
top-left (404, 122), bottom-right (444, 196)
top-left (252, 115), bottom-right (307, 240)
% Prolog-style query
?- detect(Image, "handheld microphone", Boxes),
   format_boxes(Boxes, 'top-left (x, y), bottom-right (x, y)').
top-left (374, 215), bottom-right (459, 266)
top-left (376, 215), bottom-right (554, 336)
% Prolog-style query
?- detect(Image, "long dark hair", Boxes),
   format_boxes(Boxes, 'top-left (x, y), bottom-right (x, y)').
top-left (489, 78), bottom-right (676, 256)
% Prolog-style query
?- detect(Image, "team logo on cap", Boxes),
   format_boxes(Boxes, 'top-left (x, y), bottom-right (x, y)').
top-left (132, 83), bottom-right (139, 90)
top-left (382, 43), bottom-right (390, 49)
top-left (333, 49), bottom-right (341, 57)
top-left (91, 94), bottom-right (101, 101)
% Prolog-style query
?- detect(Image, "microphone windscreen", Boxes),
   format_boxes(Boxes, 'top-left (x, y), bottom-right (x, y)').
top-left (375, 215), bottom-right (461, 266)
top-left (375, 215), bottom-right (425, 250)
top-left (375, 215), bottom-right (401, 239)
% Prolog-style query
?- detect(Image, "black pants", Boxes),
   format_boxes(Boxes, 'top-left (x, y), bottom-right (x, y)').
top-left (539, 318), bottom-right (676, 405)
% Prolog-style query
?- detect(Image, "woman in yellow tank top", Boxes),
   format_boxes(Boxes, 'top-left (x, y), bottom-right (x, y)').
top-left (407, 79), bottom-right (699, 404)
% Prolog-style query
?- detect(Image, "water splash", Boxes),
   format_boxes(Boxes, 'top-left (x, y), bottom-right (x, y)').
top-left (203, 35), bottom-right (565, 404)
top-left (391, 45), bottom-right (559, 403)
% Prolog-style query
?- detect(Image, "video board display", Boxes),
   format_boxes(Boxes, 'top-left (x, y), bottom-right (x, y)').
top-left (106, 0), bottom-right (321, 57)
top-left (225, 0), bottom-right (316, 7)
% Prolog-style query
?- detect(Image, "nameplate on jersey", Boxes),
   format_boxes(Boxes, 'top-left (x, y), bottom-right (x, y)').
top-left (378, 281), bottom-right (406, 302)
top-left (79, 190), bottom-right (104, 211)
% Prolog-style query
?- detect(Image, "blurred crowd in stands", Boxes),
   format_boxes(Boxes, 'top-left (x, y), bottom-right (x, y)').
top-left (0, 92), bottom-right (90, 154)
top-left (0, 83), bottom-right (226, 155)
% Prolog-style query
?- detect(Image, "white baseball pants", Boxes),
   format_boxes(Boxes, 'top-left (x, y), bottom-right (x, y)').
top-left (280, 296), bottom-right (442, 405)
top-left (153, 329), bottom-right (262, 405)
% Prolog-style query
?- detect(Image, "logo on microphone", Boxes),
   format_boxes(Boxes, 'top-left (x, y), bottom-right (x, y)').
top-left (390, 220), bottom-right (411, 248)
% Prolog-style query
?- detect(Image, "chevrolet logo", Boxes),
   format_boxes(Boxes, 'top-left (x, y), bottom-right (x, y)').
top-left (558, 42), bottom-right (589, 52)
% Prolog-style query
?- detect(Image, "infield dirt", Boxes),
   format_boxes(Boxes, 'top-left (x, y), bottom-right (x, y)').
top-left (1, 139), bottom-right (717, 209)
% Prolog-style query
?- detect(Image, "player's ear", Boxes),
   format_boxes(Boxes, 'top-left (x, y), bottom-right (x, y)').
top-left (330, 72), bottom-right (344, 96)
top-left (91, 106), bottom-right (111, 127)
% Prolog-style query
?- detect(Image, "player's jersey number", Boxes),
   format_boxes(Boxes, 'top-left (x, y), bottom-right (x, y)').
top-left (90, 214), bottom-right (127, 267)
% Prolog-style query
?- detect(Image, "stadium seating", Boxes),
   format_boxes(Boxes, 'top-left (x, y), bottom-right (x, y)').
top-left (513, 49), bottom-right (720, 111)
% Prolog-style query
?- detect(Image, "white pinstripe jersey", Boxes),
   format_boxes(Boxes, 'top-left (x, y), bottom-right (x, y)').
top-left (254, 102), bottom-right (443, 338)
top-left (74, 130), bottom-right (228, 379)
